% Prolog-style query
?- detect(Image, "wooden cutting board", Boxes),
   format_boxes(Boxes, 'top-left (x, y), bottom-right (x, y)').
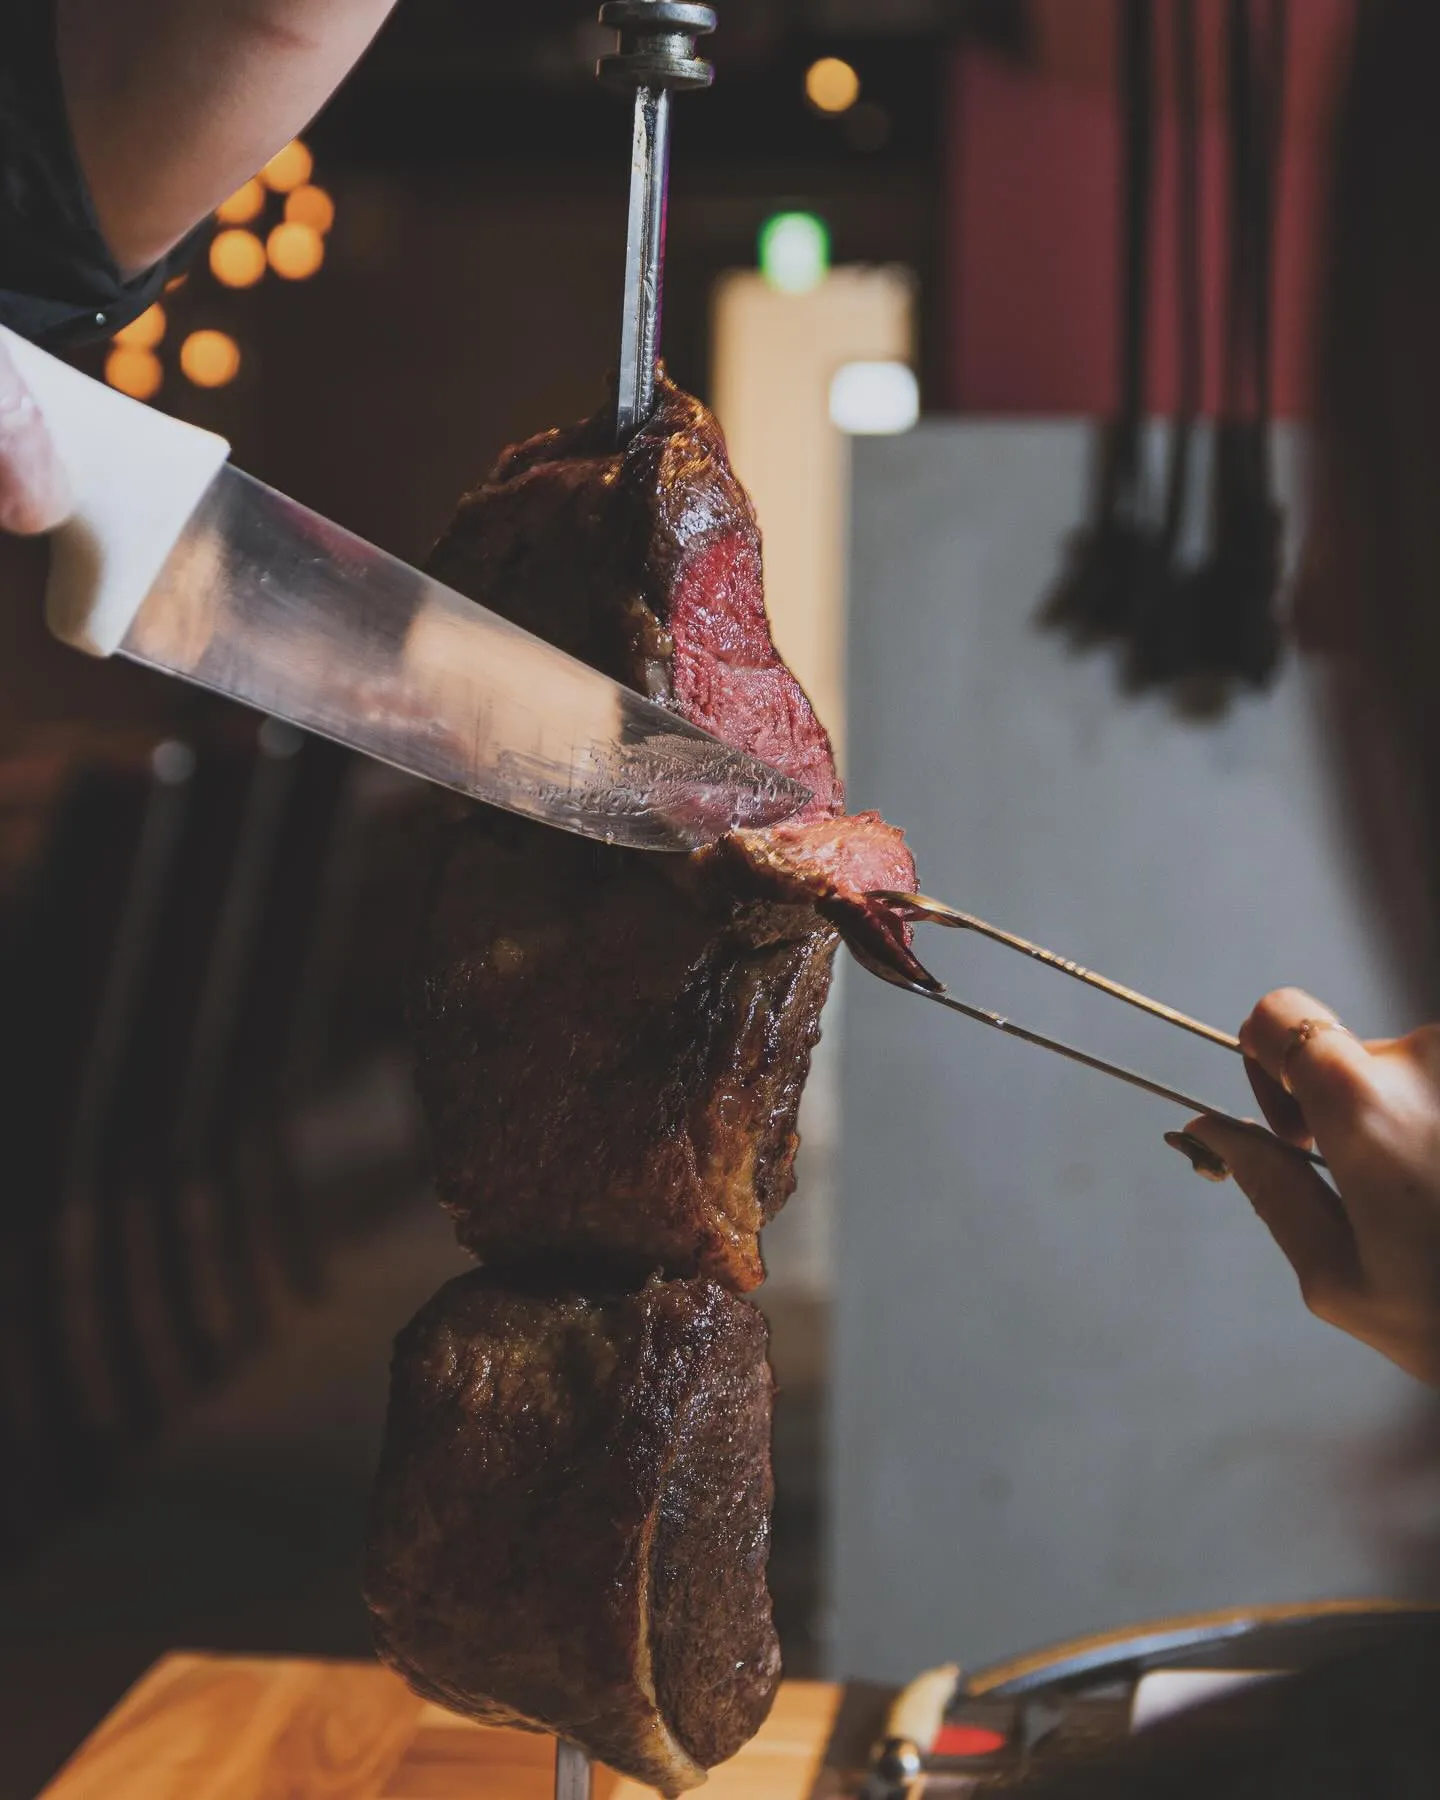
top-left (36, 1653), bottom-right (842, 1800)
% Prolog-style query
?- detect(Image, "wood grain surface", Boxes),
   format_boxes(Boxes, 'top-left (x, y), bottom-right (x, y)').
top-left (37, 1654), bottom-right (841, 1800)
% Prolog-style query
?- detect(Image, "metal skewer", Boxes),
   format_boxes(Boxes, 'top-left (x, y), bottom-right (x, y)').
top-left (598, 2), bottom-right (718, 444)
top-left (555, 1740), bottom-right (594, 1800)
top-left (545, 19), bottom-right (718, 1794)
top-left (615, 83), bottom-right (671, 440)
top-left (857, 892), bottom-right (1326, 1170)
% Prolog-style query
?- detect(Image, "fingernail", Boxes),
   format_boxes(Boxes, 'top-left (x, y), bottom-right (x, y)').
top-left (1164, 1130), bottom-right (1231, 1182)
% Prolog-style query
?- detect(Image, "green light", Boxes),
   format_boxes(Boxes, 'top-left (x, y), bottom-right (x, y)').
top-left (758, 211), bottom-right (830, 295)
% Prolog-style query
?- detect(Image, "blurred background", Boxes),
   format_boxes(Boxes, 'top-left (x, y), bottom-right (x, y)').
top-left (5, 0), bottom-right (1429, 1791)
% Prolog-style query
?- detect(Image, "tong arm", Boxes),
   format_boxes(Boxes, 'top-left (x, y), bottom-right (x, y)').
top-left (876, 891), bottom-right (1241, 1052)
top-left (856, 894), bottom-right (1326, 1170)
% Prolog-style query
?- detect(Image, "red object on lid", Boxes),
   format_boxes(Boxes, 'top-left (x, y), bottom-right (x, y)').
top-left (934, 1723), bottom-right (1009, 1758)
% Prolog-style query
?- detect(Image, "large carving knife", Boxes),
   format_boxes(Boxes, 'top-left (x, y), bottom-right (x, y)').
top-left (1, 324), bottom-right (807, 853)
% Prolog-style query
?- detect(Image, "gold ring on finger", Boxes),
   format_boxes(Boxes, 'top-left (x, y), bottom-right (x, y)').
top-left (1280, 1016), bottom-right (1346, 1095)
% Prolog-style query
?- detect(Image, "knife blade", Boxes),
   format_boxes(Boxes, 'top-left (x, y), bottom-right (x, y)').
top-left (120, 461), bottom-right (810, 851)
top-left (1, 327), bottom-right (810, 853)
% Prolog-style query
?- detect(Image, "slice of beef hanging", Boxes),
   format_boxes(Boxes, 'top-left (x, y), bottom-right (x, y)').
top-left (364, 1270), bottom-right (779, 1798)
top-left (414, 376), bottom-right (920, 1292)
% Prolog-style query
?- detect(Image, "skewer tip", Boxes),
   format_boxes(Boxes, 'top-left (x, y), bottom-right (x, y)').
top-left (555, 1739), bottom-right (594, 1800)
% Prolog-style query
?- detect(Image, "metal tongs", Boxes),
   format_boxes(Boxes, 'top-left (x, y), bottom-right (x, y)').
top-left (863, 890), bottom-right (1327, 1170)
top-left (551, 10), bottom-right (720, 1800)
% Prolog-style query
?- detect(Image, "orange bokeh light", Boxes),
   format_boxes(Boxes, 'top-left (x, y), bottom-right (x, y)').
top-left (260, 140), bottom-right (313, 195)
top-left (284, 184), bottom-right (335, 235)
top-left (180, 330), bottom-right (242, 389)
top-left (113, 302), bottom-right (165, 350)
top-left (210, 228), bottom-right (267, 289)
top-left (266, 221), bottom-right (324, 281)
top-left (805, 56), bottom-right (861, 113)
top-left (215, 177), bottom-right (266, 225)
top-left (105, 347), bottom-right (163, 400)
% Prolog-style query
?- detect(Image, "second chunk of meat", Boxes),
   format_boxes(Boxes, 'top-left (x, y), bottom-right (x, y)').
top-left (365, 1270), bottom-right (779, 1797)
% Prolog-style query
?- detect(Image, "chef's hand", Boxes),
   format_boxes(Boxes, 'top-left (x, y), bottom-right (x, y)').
top-left (59, 0), bottom-right (400, 275)
top-left (0, 338), bottom-right (68, 536)
top-left (1178, 990), bottom-right (1440, 1387)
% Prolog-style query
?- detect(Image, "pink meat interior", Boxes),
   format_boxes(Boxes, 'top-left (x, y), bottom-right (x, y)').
top-left (668, 535), bottom-right (845, 821)
top-left (667, 524), bottom-right (929, 985)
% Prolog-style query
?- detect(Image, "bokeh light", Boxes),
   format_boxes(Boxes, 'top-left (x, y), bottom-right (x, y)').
top-left (284, 184), bottom-right (335, 235)
top-left (266, 221), bottom-right (325, 280)
top-left (758, 212), bottom-right (831, 295)
top-left (829, 362), bottom-right (920, 435)
top-left (210, 228), bottom-right (267, 288)
top-left (215, 178), bottom-right (266, 224)
top-left (260, 140), bottom-right (313, 194)
top-left (105, 346), bottom-right (163, 400)
top-left (805, 57), bottom-right (861, 113)
top-left (112, 302), bottom-right (165, 350)
top-left (180, 329), bottom-right (242, 389)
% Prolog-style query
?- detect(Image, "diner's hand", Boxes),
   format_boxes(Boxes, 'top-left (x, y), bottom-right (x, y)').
top-left (0, 337), bottom-right (69, 536)
top-left (1180, 988), bottom-right (1440, 1388)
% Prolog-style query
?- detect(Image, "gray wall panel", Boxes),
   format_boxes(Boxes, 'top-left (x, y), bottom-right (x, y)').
top-left (831, 421), bottom-right (1422, 1682)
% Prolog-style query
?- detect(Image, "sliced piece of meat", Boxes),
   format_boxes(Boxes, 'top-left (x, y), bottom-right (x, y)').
top-left (715, 814), bottom-right (938, 989)
top-left (364, 1270), bottom-right (779, 1797)
top-left (414, 375), bottom-right (919, 1291)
